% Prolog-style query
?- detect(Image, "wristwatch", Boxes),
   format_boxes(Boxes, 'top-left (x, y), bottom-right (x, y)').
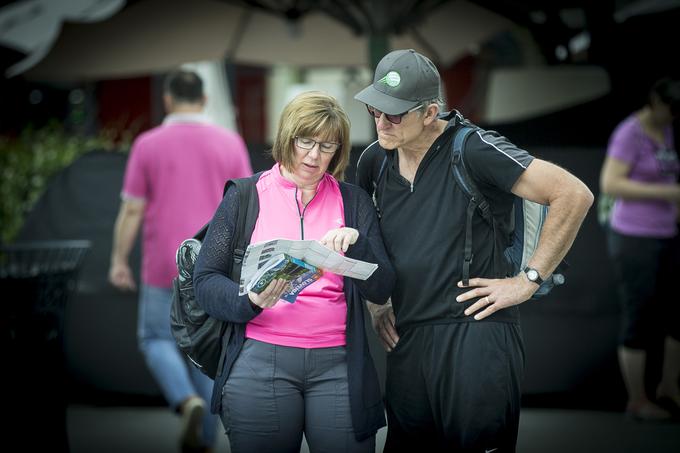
top-left (523, 267), bottom-right (544, 285)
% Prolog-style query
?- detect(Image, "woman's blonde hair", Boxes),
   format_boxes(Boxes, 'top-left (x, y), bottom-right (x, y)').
top-left (271, 91), bottom-right (351, 181)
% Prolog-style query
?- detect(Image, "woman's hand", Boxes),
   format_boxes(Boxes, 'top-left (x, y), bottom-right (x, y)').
top-left (248, 278), bottom-right (289, 309)
top-left (319, 227), bottom-right (359, 253)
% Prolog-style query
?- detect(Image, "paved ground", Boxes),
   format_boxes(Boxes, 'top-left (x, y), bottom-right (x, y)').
top-left (67, 404), bottom-right (680, 453)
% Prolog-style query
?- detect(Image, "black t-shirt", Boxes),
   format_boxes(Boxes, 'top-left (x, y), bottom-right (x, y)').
top-left (356, 119), bottom-right (534, 330)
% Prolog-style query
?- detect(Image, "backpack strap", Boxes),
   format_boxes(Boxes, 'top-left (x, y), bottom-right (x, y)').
top-left (224, 172), bottom-right (262, 281)
top-left (214, 172), bottom-right (261, 378)
top-left (450, 126), bottom-right (493, 224)
top-left (450, 126), bottom-right (495, 286)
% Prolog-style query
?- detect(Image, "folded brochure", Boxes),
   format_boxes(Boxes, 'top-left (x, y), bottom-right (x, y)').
top-left (238, 238), bottom-right (378, 298)
top-left (246, 253), bottom-right (321, 303)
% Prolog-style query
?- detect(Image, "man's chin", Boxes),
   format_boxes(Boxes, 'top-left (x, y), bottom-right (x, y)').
top-left (378, 137), bottom-right (397, 150)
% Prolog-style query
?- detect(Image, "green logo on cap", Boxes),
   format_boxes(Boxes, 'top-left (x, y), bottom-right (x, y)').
top-left (378, 71), bottom-right (401, 88)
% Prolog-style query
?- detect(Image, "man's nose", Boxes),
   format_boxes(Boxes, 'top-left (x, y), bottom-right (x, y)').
top-left (376, 114), bottom-right (392, 130)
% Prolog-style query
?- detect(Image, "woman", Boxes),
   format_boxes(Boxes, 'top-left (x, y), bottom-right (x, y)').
top-left (193, 91), bottom-right (395, 452)
top-left (600, 77), bottom-right (680, 420)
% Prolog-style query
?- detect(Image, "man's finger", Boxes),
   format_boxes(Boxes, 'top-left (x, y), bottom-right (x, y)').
top-left (384, 325), bottom-right (399, 347)
top-left (457, 277), bottom-right (490, 288)
top-left (379, 319), bottom-right (399, 347)
top-left (473, 304), bottom-right (498, 321)
top-left (379, 329), bottom-right (395, 351)
top-left (463, 300), bottom-right (486, 317)
top-left (379, 337), bottom-right (393, 352)
top-left (456, 288), bottom-right (488, 303)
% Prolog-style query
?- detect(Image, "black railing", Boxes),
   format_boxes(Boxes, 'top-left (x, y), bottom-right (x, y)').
top-left (0, 240), bottom-right (91, 452)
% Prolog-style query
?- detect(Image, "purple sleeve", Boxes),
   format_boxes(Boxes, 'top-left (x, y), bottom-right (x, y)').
top-left (607, 117), bottom-right (639, 165)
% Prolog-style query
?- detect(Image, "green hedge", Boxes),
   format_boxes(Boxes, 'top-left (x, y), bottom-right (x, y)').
top-left (0, 122), bottom-right (127, 244)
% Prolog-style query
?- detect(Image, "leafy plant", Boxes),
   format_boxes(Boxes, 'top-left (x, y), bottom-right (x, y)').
top-left (0, 122), bottom-right (128, 244)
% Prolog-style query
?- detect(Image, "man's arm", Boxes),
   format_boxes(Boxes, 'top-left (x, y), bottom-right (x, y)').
top-left (457, 159), bottom-right (594, 319)
top-left (109, 198), bottom-right (145, 291)
top-left (510, 158), bottom-right (594, 278)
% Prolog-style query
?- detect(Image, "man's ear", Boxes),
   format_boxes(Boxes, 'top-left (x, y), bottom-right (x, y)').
top-left (423, 104), bottom-right (439, 125)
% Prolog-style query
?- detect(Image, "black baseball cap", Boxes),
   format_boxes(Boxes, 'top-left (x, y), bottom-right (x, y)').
top-left (354, 49), bottom-right (441, 115)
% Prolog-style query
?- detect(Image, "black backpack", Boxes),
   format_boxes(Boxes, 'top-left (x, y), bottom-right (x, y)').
top-left (170, 173), bottom-right (260, 379)
top-left (370, 117), bottom-right (566, 299)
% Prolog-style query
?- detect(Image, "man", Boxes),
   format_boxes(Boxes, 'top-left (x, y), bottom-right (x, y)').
top-left (355, 49), bottom-right (593, 452)
top-left (109, 69), bottom-right (252, 452)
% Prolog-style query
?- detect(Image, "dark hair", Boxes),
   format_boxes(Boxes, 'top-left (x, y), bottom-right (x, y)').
top-left (650, 77), bottom-right (680, 115)
top-left (163, 70), bottom-right (204, 103)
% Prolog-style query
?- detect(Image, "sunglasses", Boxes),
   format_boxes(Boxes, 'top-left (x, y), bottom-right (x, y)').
top-left (366, 104), bottom-right (423, 124)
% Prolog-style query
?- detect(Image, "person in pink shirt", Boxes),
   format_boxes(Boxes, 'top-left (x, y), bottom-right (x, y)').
top-left (194, 91), bottom-right (395, 452)
top-left (108, 69), bottom-right (252, 452)
top-left (600, 76), bottom-right (680, 421)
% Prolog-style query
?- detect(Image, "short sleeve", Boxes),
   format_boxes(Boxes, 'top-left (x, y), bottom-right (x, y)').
top-left (607, 116), bottom-right (640, 165)
top-left (121, 138), bottom-right (148, 200)
top-left (464, 129), bottom-right (534, 193)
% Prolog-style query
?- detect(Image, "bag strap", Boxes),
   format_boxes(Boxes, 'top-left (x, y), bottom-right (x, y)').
top-left (450, 125), bottom-right (495, 285)
top-left (225, 172), bottom-right (262, 282)
top-left (213, 172), bottom-right (262, 379)
top-left (450, 126), bottom-right (493, 224)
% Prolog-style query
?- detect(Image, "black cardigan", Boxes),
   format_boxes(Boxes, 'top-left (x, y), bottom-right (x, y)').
top-left (193, 177), bottom-right (395, 441)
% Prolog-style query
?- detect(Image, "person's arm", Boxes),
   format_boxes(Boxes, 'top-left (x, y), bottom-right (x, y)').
top-left (342, 187), bottom-right (395, 304)
top-left (600, 155), bottom-right (680, 201)
top-left (109, 198), bottom-right (145, 291)
top-left (193, 186), bottom-right (264, 323)
top-left (354, 151), bottom-right (401, 350)
top-left (345, 185), bottom-right (398, 351)
top-left (319, 187), bottom-right (395, 301)
top-left (457, 159), bottom-right (594, 319)
top-left (511, 159), bottom-right (594, 278)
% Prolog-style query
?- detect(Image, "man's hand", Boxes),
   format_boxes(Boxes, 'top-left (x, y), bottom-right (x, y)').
top-left (109, 262), bottom-right (137, 291)
top-left (367, 300), bottom-right (399, 352)
top-left (456, 274), bottom-right (538, 320)
top-left (319, 227), bottom-right (359, 253)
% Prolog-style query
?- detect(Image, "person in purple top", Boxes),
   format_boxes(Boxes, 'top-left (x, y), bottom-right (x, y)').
top-left (600, 76), bottom-right (680, 421)
top-left (108, 69), bottom-right (252, 451)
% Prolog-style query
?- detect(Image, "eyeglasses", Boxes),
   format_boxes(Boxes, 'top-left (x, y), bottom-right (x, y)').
top-left (294, 136), bottom-right (340, 154)
top-left (365, 104), bottom-right (423, 124)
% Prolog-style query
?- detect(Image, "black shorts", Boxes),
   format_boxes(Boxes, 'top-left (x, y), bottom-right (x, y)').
top-left (384, 321), bottom-right (525, 453)
top-left (607, 229), bottom-right (680, 349)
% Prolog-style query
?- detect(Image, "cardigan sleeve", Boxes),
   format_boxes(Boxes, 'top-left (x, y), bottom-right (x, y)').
top-left (342, 183), bottom-right (395, 304)
top-left (193, 185), bottom-right (262, 323)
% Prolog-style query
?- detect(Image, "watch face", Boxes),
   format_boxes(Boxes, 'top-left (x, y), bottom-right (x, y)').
top-left (527, 269), bottom-right (539, 281)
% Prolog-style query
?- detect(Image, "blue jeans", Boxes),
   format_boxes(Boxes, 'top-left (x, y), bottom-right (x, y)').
top-left (137, 284), bottom-right (217, 446)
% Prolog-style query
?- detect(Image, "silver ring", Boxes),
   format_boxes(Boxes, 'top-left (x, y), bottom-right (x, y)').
top-left (486, 296), bottom-right (492, 304)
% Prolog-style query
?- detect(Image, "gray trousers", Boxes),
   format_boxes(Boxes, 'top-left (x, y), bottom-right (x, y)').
top-left (221, 338), bottom-right (375, 453)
